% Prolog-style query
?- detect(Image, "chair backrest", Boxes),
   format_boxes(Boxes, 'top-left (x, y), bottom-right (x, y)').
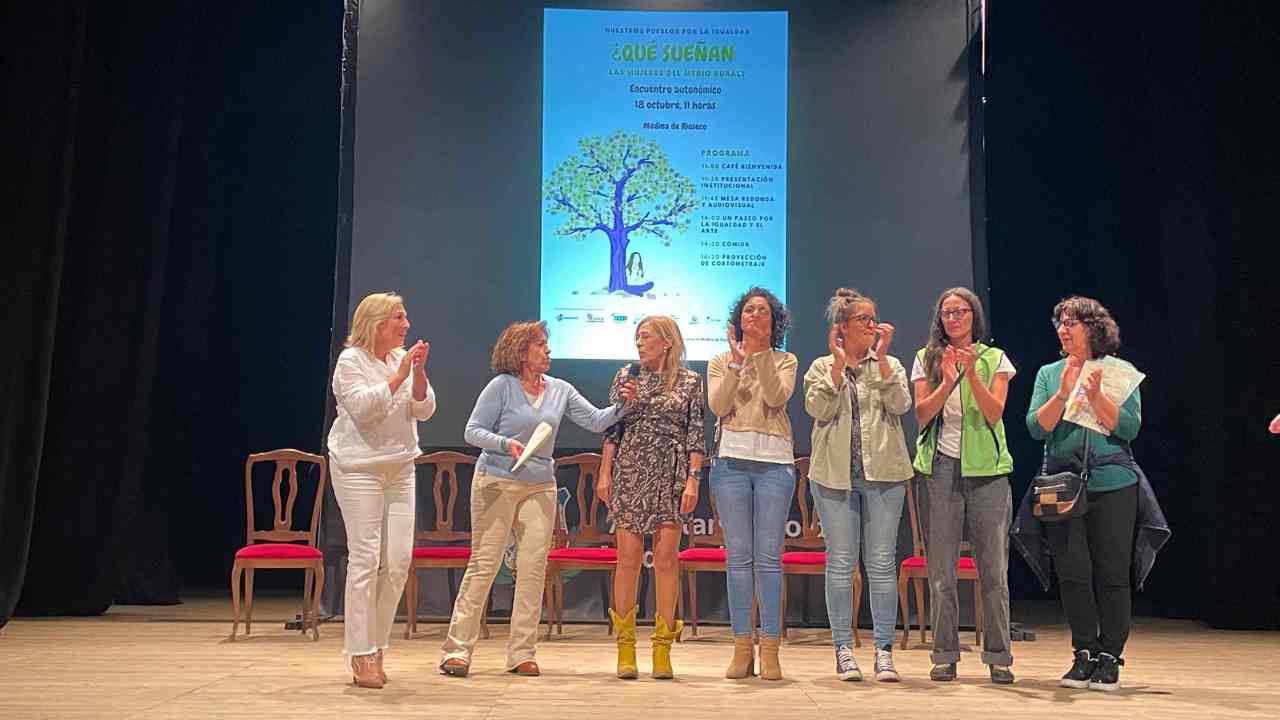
top-left (555, 452), bottom-right (613, 547)
top-left (786, 456), bottom-right (825, 551)
top-left (904, 474), bottom-right (927, 558)
top-left (243, 449), bottom-right (327, 547)
top-left (904, 473), bottom-right (973, 559)
top-left (690, 474), bottom-right (726, 548)
top-left (414, 450), bottom-right (476, 544)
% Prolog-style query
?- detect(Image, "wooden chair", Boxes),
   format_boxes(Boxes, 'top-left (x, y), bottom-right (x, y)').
top-left (230, 449), bottom-right (326, 641)
top-left (898, 474), bottom-right (982, 649)
top-left (781, 457), bottom-right (864, 646)
top-left (543, 452), bottom-right (616, 639)
top-left (403, 451), bottom-right (489, 639)
top-left (678, 474), bottom-right (731, 637)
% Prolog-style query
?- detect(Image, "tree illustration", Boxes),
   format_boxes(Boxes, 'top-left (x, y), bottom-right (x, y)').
top-left (545, 130), bottom-right (698, 295)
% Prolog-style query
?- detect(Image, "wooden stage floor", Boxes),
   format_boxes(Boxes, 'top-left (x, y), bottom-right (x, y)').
top-left (1, 592), bottom-right (1277, 719)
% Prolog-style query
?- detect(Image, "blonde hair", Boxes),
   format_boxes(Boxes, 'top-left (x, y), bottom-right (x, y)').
top-left (636, 316), bottom-right (687, 391)
top-left (345, 292), bottom-right (405, 356)
top-left (490, 321), bottom-right (547, 375)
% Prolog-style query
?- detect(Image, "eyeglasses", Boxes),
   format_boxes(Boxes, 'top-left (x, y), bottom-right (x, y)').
top-left (850, 314), bottom-right (877, 326)
top-left (1052, 318), bottom-right (1082, 331)
top-left (940, 308), bottom-right (971, 321)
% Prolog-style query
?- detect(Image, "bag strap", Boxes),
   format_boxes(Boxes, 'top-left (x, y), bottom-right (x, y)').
top-left (1038, 423), bottom-right (1092, 479)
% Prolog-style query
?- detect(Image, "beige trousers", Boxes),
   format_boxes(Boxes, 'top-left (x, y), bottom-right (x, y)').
top-left (441, 470), bottom-right (557, 669)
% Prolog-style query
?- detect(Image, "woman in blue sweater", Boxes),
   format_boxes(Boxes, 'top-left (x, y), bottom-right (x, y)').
top-left (440, 321), bottom-right (633, 678)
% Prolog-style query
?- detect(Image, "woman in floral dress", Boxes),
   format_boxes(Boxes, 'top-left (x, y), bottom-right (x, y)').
top-left (597, 315), bottom-right (705, 680)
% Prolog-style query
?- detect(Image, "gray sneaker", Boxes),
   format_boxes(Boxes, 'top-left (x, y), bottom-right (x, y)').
top-left (874, 646), bottom-right (900, 682)
top-left (835, 645), bottom-right (862, 681)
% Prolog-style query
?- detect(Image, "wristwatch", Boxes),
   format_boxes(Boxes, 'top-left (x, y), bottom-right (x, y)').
top-left (691, 468), bottom-right (705, 481)
top-left (727, 361), bottom-right (742, 372)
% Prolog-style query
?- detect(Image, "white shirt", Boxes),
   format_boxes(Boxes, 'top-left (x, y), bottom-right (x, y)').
top-left (718, 428), bottom-right (795, 464)
top-left (328, 346), bottom-right (436, 470)
top-left (911, 352), bottom-right (1015, 459)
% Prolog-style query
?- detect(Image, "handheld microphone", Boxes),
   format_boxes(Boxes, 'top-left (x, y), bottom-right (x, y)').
top-left (628, 363), bottom-right (641, 379)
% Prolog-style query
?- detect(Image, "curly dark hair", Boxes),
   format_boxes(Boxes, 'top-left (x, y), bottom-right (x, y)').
top-left (1053, 296), bottom-right (1121, 357)
top-left (729, 286), bottom-right (791, 349)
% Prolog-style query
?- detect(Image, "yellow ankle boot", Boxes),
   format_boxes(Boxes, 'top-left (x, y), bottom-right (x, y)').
top-left (651, 614), bottom-right (684, 680)
top-left (725, 636), bottom-right (756, 679)
top-left (609, 607), bottom-right (638, 679)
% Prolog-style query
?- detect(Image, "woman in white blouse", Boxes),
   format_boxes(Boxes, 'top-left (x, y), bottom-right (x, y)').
top-left (328, 292), bottom-right (436, 689)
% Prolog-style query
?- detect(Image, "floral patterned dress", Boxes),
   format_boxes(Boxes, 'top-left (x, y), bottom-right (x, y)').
top-left (605, 364), bottom-right (706, 534)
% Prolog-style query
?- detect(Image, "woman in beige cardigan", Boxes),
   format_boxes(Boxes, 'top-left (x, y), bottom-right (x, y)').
top-left (707, 287), bottom-right (797, 681)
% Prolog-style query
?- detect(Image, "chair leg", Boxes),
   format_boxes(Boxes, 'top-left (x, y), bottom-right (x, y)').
top-left (229, 561), bottom-right (243, 640)
top-left (481, 593), bottom-right (491, 640)
top-left (674, 568), bottom-right (683, 643)
top-left (302, 568), bottom-right (314, 636)
top-left (852, 570), bottom-right (863, 649)
top-left (403, 566), bottom-right (416, 640)
top-left (913, 577), bottom-right (927, 645)
top-left (245, 568), bottom-right (256, 635)
top-left (897, 573), bottom-right (910, 650)
top-left (312, 563), bottom-right (325, 641)
top-left (542, 574), bottom-right (553, 641)
top-left (974, 578), bottom-right (983, 646)
top-left (779, 575), bottom-right (789, 642)
top-left (556, 572), bottom-right (566, 636)
top-left (688, 571), bottom-right (700, 637)
top-left (606, 569), bottom-right (615, 636)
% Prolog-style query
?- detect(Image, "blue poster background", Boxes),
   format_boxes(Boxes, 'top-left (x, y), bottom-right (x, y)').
top-left (541, 9), bottom-right (788, 360)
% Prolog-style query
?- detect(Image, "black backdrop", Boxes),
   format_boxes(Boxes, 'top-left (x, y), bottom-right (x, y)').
top-left (2, 0), bottom-right (1277, 630)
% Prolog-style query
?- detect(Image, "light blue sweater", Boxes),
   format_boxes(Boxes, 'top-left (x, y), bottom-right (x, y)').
top-left (464, 374), bottom-right (625, 483)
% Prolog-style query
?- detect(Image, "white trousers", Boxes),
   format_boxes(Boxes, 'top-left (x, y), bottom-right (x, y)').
top-left (441, 470), bottom-right (557, 669)
top-left (331, 459), bottom-right (415, 657)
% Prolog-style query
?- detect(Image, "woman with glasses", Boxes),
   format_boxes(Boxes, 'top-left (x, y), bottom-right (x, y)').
top-left (803, 288), bottom-right (913, 682)
top-left (1027, 297), bottom-right (1143, 692)
top-left (707, 286), bottom-right (797, 680)
top-left (911, 287), bottom-right (1017, 684)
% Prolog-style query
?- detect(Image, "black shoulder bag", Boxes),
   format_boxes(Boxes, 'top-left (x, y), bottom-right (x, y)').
top-left (1031, 431), bottom-right (1090, 521)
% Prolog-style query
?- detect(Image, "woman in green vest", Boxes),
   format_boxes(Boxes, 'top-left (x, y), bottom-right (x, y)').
top-left (911, 287), bottom-right (1016, 684)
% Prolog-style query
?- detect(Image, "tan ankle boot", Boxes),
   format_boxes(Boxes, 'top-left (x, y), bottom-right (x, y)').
top-left (759, 637), bottom-right (782, 681)
top-left (350, 653), bottom-right (384, 689)
top-left (609, 607), bottom-right (639, 679)
top-left (651, 614), bottom-right (683, 680)
top-left (725, 636), bottom-right (756, 679)
top-left (373, 649), bottom-right (387, 684)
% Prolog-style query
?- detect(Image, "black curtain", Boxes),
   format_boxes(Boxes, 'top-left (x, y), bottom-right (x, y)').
top-left (988, 1), bottom-right (1280, 627)
top-left (0, 1), bottom-right (342, 626)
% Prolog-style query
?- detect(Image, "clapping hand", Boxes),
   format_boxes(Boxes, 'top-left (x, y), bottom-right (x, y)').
top-left (1083, 369), bottom-right (1104, 403)
top-left (874, 323), bottom-right (896, 360)
top-left (727, 323), bottom-right (746, 363)
top-left (828, 325), bottom-right (847, 367)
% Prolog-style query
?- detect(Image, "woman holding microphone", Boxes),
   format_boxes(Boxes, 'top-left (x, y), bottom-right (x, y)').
top-left (439, 321), bottom-right (633, 678)
top-left (597, 316), bottom-right (705, 680)
top-left (328, 292), bottom-right (435, 689)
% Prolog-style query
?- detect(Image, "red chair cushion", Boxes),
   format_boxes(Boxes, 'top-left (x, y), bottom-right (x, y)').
top-left (547, 547), bottom-right (617, 563)
top-left (782, 551), bottom-right (827, 565)
top-left (235, 543), bottom-right (322, 560)
top-left (413, 546), bottom-right (471, 560)
top-left (678, 547), bottom-right (727, 562)
top-left (901, 556), bottom-right (976, 570)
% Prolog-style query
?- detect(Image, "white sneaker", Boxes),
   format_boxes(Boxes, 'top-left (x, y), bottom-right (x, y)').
top-left (874, 646), bottom-right (900, 682)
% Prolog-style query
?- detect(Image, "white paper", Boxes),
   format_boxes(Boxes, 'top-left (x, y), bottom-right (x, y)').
top-left (1062, 356), bottom-right (1145, 435)
top-left (511, 421), bottom-right (553, 473)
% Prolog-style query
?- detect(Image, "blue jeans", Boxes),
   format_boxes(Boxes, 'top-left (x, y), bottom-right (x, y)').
top-left (710, 458), bottom-right (796, 639)
top-left (811, 480), bottom-right (906, 650)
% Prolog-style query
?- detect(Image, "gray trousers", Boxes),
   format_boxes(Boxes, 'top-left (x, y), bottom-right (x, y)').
top-left (924, 453), bottom-right (1013, 666)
